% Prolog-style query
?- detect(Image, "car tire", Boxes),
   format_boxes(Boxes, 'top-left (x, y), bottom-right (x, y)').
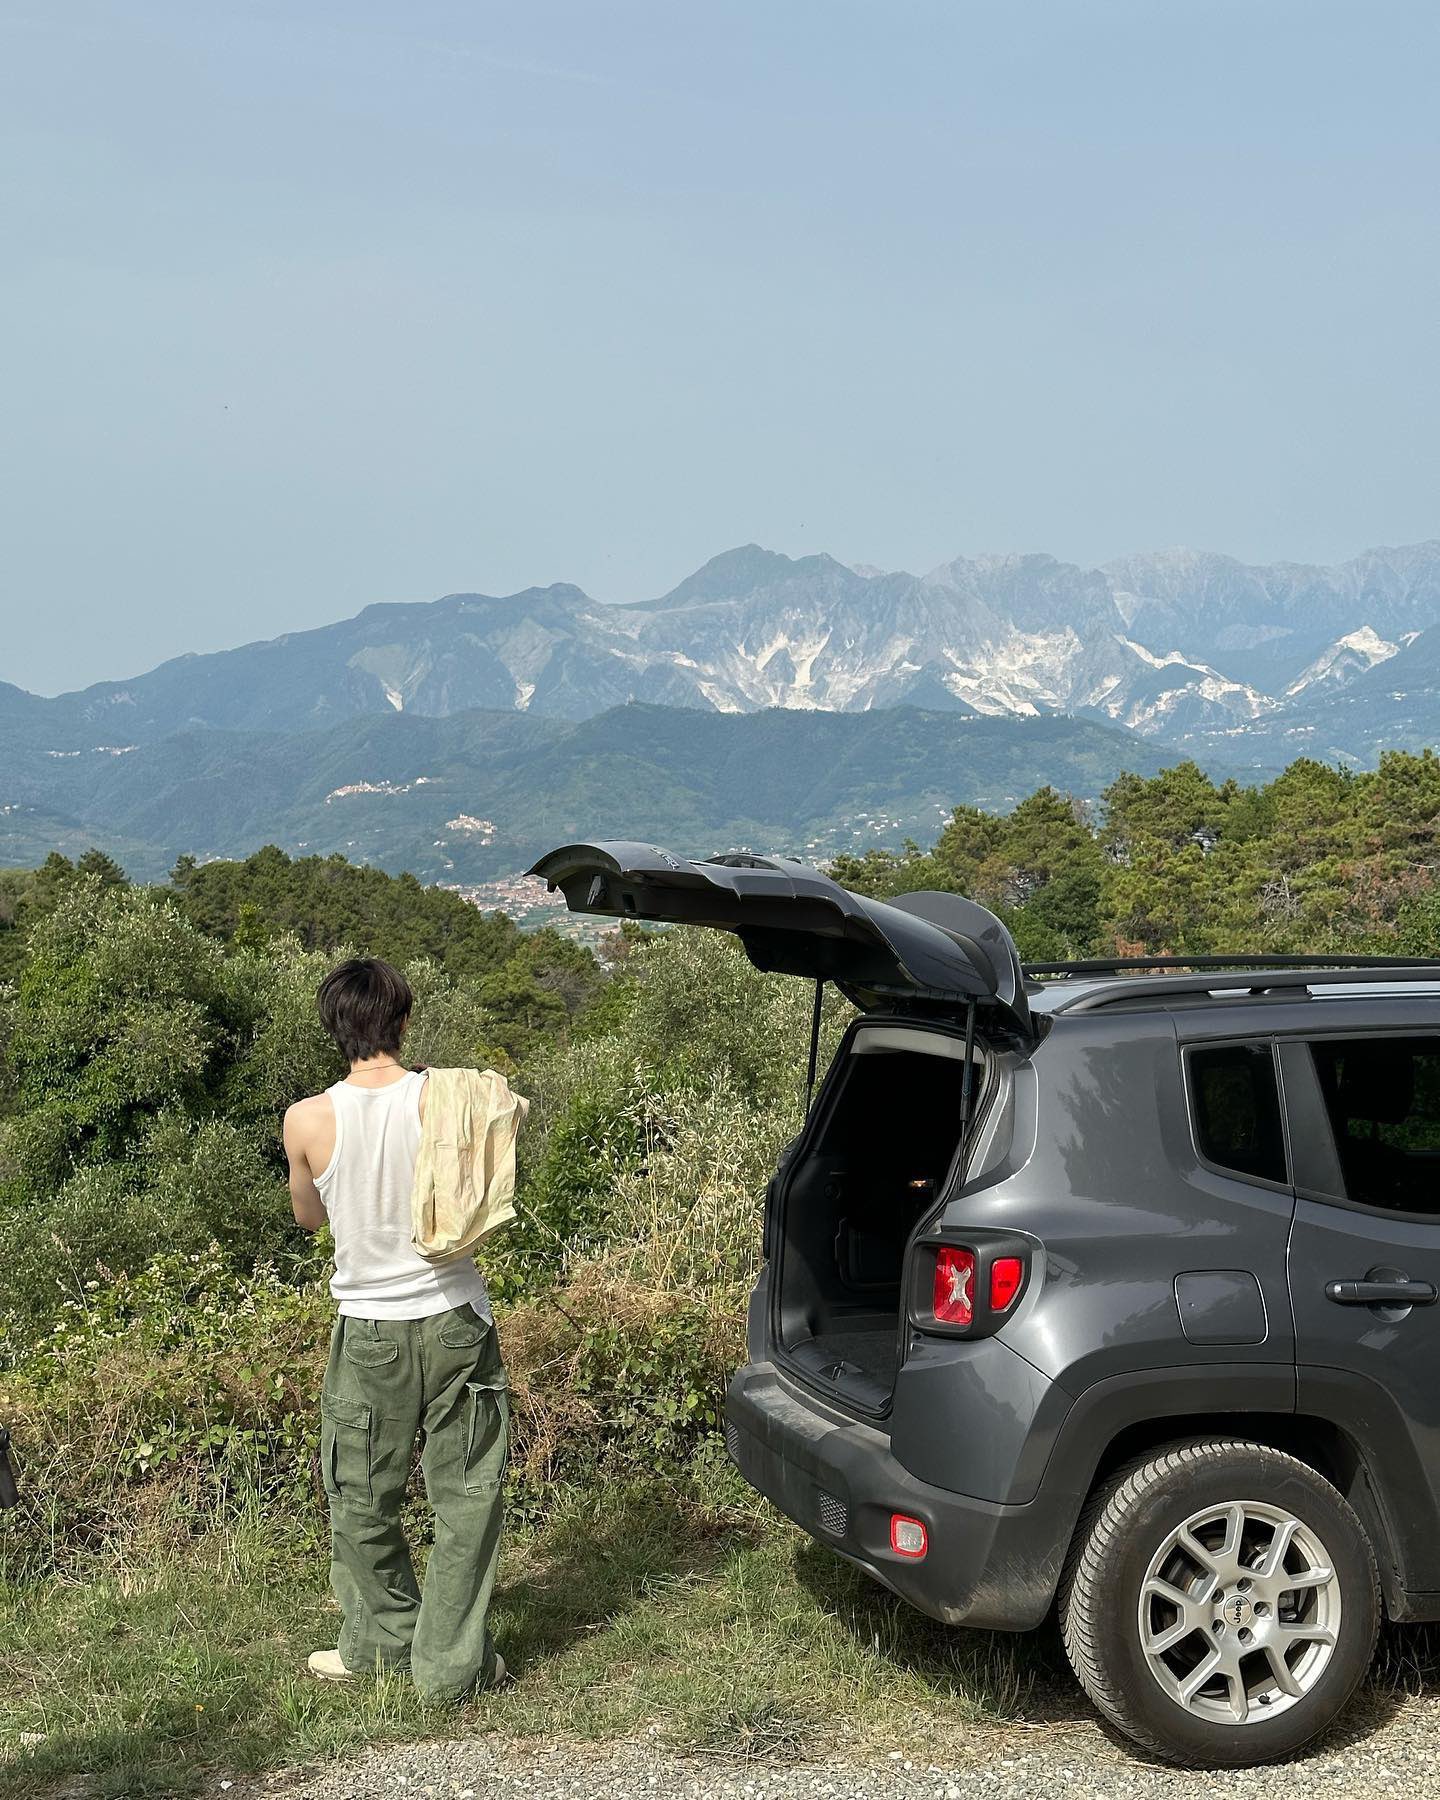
top-left (1058, 1439), bottom-right (1379, 1768)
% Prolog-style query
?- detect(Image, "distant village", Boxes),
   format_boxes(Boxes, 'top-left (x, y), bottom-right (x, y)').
top-left (445, 871), bottom-right (615, 947)
top-left (440, 805), bottom-right (938, 944)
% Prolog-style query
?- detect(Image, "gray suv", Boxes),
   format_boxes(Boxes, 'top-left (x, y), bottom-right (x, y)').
top-left (533, 841), bottom-right (1440, 1769)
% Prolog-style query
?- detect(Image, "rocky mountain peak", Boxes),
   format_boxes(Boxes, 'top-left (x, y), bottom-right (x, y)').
top-left (10, 538), bottom-right (1440, 769)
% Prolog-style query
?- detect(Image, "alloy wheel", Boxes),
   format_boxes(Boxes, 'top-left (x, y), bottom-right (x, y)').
top-left (1136, 1499), bottom-right (1341, 1726)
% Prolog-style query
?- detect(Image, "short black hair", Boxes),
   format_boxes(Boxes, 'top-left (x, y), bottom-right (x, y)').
top-left (316, 958), bottom-right (413, 1063)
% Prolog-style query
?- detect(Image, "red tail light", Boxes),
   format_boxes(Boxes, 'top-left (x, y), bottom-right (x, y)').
top-left (989, 1255), bottom-right (1024, 1311)
top-left (916, 1236), bottom-right (1031, 1336)
top-left (933, 1246), bottom-right (975, 1326)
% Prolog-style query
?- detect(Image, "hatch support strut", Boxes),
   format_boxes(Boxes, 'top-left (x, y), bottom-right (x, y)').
top-left (804, 978), bottom-right (825, 1113)
top-left (957, 995), bottom-right (979, 1178)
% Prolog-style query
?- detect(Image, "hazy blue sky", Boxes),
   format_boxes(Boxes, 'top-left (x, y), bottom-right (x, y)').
top-left (3, 1), bottom-right (1437, 693)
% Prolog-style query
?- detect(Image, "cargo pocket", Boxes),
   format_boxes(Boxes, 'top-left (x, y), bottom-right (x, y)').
top-left (439, 1304), bottom-right (490, 1350)
top-left (321, 1394), bottom-right (373, 1506)
top-left (342, 1329), bottom-right (399, 1369)
top-left (462, 1378), bottom-right (510, 1499)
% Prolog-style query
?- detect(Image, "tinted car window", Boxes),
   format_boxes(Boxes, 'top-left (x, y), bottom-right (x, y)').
top-left (1308, 1035), bottom-right (1440, 1213)
top-left (1188, 1043), bottom-right (1287, 1184)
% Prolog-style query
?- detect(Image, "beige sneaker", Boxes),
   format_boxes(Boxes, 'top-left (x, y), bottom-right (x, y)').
top-left (307, 1649), bottom-right (356, 1682)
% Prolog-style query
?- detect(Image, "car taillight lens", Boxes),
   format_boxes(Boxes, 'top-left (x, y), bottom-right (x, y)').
top-left (890, 1514), bottom-right (928, 1558)
top-left (933, 1246), bottom-right (975, 1326)
top-left (989, 1255), bottom-right (1024, 1312)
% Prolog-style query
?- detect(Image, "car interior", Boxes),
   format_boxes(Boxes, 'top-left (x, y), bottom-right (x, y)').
top-left (773, 1024), bottom-right (982, 1411)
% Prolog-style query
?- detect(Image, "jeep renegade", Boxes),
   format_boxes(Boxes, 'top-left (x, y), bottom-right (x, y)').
top-left (533, 840), bottom-right (1440, 1768)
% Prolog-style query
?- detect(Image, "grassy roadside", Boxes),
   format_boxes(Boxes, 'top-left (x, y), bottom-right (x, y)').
top-left (0, 1472), bottom-right (1073, 1799)
top-left (14, 1479), bottom-right (1440, 1796)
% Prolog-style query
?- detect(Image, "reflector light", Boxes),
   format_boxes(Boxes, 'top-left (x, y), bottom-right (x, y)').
top-left (933, 1246), bottom-right (975, 1326)
top-left (890, 1514), bottom-right (928, 1558)
top-left (989, 1255), bottom-right (1024, 1311)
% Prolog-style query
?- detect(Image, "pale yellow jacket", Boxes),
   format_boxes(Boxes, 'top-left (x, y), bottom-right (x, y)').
top-left (409, 1067), bottom-right (529, 1265)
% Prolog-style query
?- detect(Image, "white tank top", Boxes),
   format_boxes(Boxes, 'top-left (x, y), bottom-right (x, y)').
top-left (316, 1070), bottom-right (492, 1321)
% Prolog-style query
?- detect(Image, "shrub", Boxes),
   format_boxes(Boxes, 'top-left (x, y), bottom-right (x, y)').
top-left (0, 882), bottom-right (532, 1339)
top-left (1, 1248), bottom-right (330, 1582)
top-left (482, 929), bottom-right (850, 1304)
top-left (2, 928), bottom-right (851, 1582)
top-left (1, 1248), bottom-right (745, 1581)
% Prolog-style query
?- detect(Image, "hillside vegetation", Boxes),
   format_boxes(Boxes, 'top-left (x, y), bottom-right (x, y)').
top-left (5, 749), bottom-right (1440, 1792)
top-left (832, 749), bottom-right (1440, 959)
top-left (1, 702), bottom-right (1194, 883)
top-left (0, 870), bottom-right (868, 1794)
top-left (0, 852), bottom-right (604, 1346)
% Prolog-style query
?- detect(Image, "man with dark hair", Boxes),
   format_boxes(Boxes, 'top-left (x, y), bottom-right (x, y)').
top-left (284, 957), bottom-right (508, 1702)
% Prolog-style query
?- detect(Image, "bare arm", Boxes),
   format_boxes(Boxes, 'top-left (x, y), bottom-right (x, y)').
top-left (283, 1100), bottom-right (328, 1232)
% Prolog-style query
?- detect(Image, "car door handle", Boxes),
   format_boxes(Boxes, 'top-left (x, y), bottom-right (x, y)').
top-left (1325, 1278), bottom-right (1439, 1306)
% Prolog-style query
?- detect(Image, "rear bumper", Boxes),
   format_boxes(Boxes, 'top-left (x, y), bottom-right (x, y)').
top-left (725, 1360), bottom-right (1070, 1630)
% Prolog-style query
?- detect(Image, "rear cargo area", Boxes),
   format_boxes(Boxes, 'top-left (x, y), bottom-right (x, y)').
top-left (773, 1023), bottom-right (980, 1412)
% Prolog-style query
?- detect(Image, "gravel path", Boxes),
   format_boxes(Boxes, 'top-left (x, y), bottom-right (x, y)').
top-left (254, 1691), bottom-right (1440, 1799)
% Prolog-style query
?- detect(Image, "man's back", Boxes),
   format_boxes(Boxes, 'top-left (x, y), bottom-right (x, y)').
top-left (291, 1067), bottom-right (490, 1320)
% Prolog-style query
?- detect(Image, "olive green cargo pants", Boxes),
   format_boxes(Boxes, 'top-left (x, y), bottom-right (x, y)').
top-left (320, 1303), bottom-right (508, 1700)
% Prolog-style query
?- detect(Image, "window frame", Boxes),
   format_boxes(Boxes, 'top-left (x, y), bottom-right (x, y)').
top-left (1181, 1037), bottom-right (1292, 1194)
top-left (1276, 1030), bottom-right (1440, 1224)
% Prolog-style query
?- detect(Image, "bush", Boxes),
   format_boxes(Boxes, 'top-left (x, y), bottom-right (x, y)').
top-left (482, 929), bottom-right (849, 1302)
top-left (2, 927), bottom-right (853, 1583)
top-left (1, 1248), bottom-right (329, 1582)
top-left (0, 881), bottom-right (532, 1340)
top-left (1, 1247), bottom-right (744, 1582)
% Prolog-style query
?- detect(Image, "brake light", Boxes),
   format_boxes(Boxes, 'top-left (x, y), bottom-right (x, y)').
top-left (933, 1246), bottom-right (975, 1326)
top-left (890, 1514), bottom-right (928, 1558)
top-left (990, 1255), bottom-right (1024, 1311)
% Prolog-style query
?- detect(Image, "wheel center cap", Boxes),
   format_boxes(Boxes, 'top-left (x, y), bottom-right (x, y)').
top-left (1219, 1591), bottom-right (1253, 1629)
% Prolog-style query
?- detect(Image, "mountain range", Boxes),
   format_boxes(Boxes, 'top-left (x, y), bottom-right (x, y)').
top-left (9, 538), bottom-right (1440, 762)
top-left (6, 536), bottom-right (1439, 883)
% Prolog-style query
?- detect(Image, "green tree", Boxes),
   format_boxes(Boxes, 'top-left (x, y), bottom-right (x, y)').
top-left (0, 875), bottom-right (534, 1336)
top-left (169, 845), bottom-right (602, 1060)
top-left (75, 847), bottom-right (128, 888)
top-left (1102, 762), bottom-right (1228, 856)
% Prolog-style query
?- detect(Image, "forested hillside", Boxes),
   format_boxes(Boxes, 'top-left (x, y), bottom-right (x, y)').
top-left (5, 748), bottom-right (1440, 1786)
top-left (0, 853), bottom-right (606, 1344)
top-left (6, 743), bottom-right (1440, 1345)
top-left (1, 845), bottom-right (602, 1045)
top-left (0, 700), bottom-right (1189, 883)
top-left (831, 749), bottom-right (1440, 960)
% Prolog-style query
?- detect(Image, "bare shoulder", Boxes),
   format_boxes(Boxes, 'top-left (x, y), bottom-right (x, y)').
top-left (286, 1092), bottom-right (333, 1123)
top-left (284, 1092), bottom-right (333, 1148)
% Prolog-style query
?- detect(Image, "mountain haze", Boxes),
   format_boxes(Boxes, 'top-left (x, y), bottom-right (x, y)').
top-left (10, 539), bottom-right (1440, 770)
top-left (8, 535), bottom-right (1440, 885)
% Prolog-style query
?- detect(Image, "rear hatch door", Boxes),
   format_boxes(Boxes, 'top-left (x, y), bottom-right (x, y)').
top-left (528, 840), bottom-right (1032, 1039)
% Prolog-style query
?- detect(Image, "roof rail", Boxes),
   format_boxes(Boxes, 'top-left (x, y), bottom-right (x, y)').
top-left (1049, 963), bottom-right (1440, 1014)
top-left (1024, 954), bottom-right (1440, 978)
